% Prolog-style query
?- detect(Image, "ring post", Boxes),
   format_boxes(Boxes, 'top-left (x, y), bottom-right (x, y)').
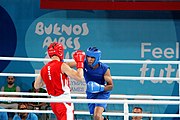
top-left (124, 102), bottom-right (129, 120)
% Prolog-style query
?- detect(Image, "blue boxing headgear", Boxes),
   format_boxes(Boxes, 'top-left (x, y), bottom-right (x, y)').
top-left (86, 47), bottom-right (101, 67)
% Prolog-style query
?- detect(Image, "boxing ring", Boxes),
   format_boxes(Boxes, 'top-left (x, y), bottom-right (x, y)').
top-left (0, 56), bottom-right (180, 120)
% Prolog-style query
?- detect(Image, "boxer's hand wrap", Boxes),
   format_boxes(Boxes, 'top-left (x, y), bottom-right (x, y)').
top-left (73, 50), bottom-right (85, 69)
top-left (87, 81), bottom-right (105, 93)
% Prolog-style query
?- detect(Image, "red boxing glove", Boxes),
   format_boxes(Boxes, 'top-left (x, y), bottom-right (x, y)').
top-left (73, 50), bottom-right (85, 69)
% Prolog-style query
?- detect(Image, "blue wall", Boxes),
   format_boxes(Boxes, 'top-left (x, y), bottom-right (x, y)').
top-left (0, 0), bottom-right (179, 119)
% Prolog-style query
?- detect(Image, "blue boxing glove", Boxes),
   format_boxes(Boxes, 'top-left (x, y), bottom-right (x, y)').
top-left (87, 81), bottom-right (105, 93)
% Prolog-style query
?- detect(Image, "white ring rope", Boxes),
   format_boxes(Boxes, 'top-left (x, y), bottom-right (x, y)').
top-left (0, 97), bottom-right (179, 105)
top-left (0, 92), bottom-right (179, 100)
top-left (0, 56), bottom-right (179, 82)
top-left (0, 73), bottom-right (179, 82)
top-left (0, 109), bottom-right (179, 118)
top-left (0, 56), bottom-right (179, 118)
top-left (0, 97), bottom-right (179, 118)
top-left (0, 56), bottom-right (180, 64)
top-left (0, 57), bottom-right (51, 62)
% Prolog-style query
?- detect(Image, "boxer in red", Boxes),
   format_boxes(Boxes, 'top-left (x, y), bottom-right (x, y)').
top-left (34, 42), bottom-right (85, 120)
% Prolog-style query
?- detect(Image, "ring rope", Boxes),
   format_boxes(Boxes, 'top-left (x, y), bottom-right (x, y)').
top-left (0, 97), bottom-right (177, 118)
top-left (0, 57), bottom-right (179, 118)
top-left (0, 97), bottom-right (179, 105)
top-left (0, 73), bottom-right (179, 81)
top-left (0, 57), bottom-right (51, 62)
top-left (0, 92), bottom-right (179, 100)
top-left (0, 56), bottom-right (180, 64)
top-left (0, 109), bottom-right (179, 118)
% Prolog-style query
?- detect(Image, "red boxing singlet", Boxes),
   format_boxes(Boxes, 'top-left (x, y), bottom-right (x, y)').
top-left (40, 60), bottom-right (70, 96)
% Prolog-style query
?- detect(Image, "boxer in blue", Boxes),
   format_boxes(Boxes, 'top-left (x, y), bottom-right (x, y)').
top-left (85, 47), bottom-right (113, 120)
top-left (67, 47), bottom-right (113, 120)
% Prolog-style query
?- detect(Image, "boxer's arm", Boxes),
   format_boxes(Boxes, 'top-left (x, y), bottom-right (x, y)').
top-left (62, 63), bottom-right (84, 81)
top-left (65, 61), bottom-right (76, 68)
top-left (62, 50), bottom-right (85, 81)
top-left (104, 69), bottom-right (113, 91)
top-left (34, 75), bottom-right (45, 89)
top-left (86, 69), bottom-right (113, 93)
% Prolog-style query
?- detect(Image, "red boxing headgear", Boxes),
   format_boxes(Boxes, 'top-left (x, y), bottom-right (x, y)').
top-left (48, 42), bottom-right (64, 60)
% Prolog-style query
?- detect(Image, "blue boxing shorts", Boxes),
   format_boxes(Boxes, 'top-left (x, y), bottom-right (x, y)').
top-left (86, 91), bottom-right (111, 114)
